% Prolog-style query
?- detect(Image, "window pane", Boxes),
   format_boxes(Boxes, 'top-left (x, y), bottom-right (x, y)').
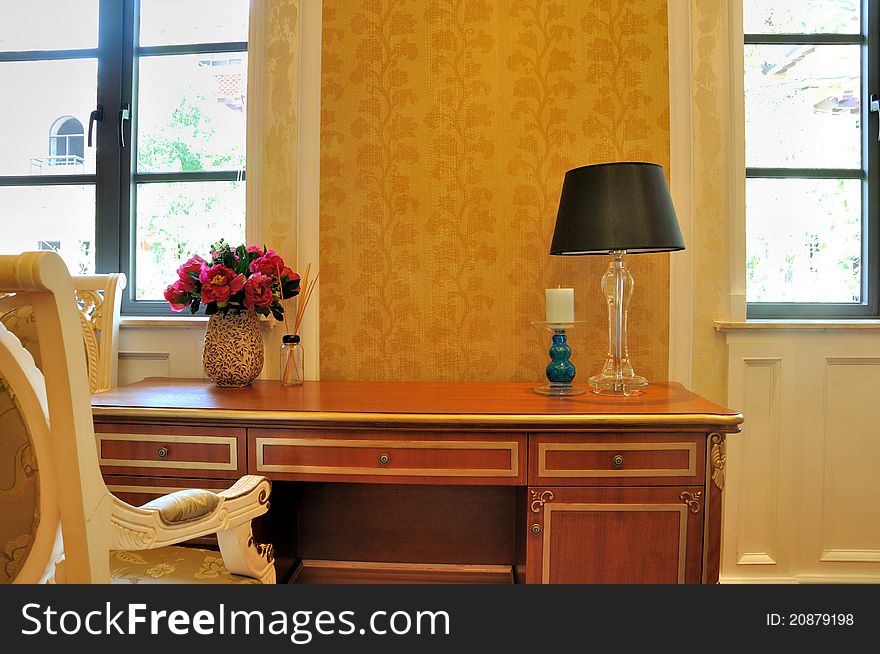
top-left (743, 0), bottom-right (860, 34)
top-left (0, 1), bottom-right (98, 51)
top-left (137, 54), bottom-right (247, 174)
top-left (135, 181), bottom-right (245, 300)
top-left (0, 59), bottom-right (97, 176)
top-left (745, 45), bottom-right (860, 169)
top-left (0, 185), bottom-right (95, 274)
top-left (139, 0), bottom-right (249, 46)
top-left (746, 179), bottom-right (861, 303)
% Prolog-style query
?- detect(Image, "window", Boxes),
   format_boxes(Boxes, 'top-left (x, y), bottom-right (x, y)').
top-left (48, 117), bottom-right (86, 167)
top-left (744, 0), bottom-right (878, 318)
top-left (0, 0), bottom-right (249, 313)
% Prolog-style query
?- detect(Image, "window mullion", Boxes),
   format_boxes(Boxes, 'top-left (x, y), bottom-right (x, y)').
top-left (94, 0), bottom-right (126, 276)
top-left (117, 0), bottom-right (138, 307)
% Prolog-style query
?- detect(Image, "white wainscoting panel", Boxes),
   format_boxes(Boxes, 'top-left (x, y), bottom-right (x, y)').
top-left (722, 330), bottom-right (880, 583)
top-left (820, 357), bottom-right (880, 563)
top-left (736, 356), bottom-right (781, 565)
top-left (724, 342), bottom-right (796, 580)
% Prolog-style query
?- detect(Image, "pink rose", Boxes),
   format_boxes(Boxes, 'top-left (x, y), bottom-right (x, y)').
top-left (164, 278), bottom-right (194, 312)
top-left (245, 245), bottom-right (263, 254)
top-left (243, 273), bottom-right (274, 311)
top-left (249, 249), bottom-right (286, 277)
top-left (199, 264), bottom-right (245, 304)
top-left (176, 254), bottom-right (206, 279)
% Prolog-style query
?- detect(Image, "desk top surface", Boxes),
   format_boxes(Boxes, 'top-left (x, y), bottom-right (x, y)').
top-left (92, 379), bottom-right (742, 430)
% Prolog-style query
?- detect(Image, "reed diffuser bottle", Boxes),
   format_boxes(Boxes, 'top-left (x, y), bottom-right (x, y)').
top-left (280, 334), bottom-right (304, 386)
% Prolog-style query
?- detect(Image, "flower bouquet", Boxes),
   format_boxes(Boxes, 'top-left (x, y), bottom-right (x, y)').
top-left (164, 240), bottom-right (302, 387)
top-left (164, 240), bottom-right (301, 319)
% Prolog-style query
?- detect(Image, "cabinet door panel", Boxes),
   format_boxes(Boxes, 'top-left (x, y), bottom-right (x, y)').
top-left (525, 486), bottom-right (705, 584)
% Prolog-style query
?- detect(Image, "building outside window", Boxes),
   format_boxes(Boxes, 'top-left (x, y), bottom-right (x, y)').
top-left (0, 0), bottom-right (249, 308)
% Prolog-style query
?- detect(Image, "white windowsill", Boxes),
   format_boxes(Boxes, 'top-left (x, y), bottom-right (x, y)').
top-left (120, 315), bottom-right (282, 329)
top-left (120, 316), bottom-right (208, 328)
top-left (715, 320), bottom-right (880, 332)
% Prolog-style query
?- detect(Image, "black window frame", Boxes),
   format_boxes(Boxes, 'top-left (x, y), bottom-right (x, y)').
top-left (745, 0), bottom-right (880, 319)
top-left (0, 0), bottom-right (248, 316)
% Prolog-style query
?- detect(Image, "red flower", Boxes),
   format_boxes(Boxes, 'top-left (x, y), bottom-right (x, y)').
top-left (249, 249), bottom-right (286, 277)
top-left (176, 254), bottom-right (206, 279)
top-left (245, 245), bottom-right (263, 254)
top-left (199, 264), bottom-right (245, 305)
top-left (243, 273), bottom-right (274, 311)
top-left (164, 278), bottom-right (194, 312)
top-left (281, 266), bottom-right (300, 283)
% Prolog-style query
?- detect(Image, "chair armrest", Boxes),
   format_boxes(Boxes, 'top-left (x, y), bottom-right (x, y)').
top-left (108, 475), bottom-right (271, 551)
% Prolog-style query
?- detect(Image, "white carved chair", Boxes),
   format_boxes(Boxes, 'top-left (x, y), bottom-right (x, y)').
top-left (0, 252), bottom-right (275, 584)
top-left (0, 272), bottom-right (125, 393)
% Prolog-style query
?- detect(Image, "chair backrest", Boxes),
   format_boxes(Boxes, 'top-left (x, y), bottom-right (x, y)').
top-left (0, 273), bottom-right (126, 393)
top-left (0, 252), bottom-right (112, 583)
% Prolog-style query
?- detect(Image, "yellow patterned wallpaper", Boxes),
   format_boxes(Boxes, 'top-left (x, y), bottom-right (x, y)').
top-left (320, 0), bottom-right (671, 382)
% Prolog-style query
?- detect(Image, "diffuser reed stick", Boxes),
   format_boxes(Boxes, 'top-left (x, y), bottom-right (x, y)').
top-left (281, 263), bottom-right (318, 385)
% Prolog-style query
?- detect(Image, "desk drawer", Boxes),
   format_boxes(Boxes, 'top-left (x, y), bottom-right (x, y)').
top-left (530, 433), bottom-right (705, 486)
top-left (250, 429), bottom-right (526, 485)
top-left (95, 424), bottom-right (246, 479)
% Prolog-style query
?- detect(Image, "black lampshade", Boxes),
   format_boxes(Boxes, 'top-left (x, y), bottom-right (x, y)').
top-left (550, 162), bottom-right (685, 255)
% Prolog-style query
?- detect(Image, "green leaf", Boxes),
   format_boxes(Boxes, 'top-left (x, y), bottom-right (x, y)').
top-left (281, 278), bottom-right (301, 298)
top-left (205, 302), bottom-right (218, 315)
top-left (190, 298), bottom-right (201, 314)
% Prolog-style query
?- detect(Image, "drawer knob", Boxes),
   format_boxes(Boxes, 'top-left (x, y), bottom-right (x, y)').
top-left (157, 447), bottom-right (169, 459)
top-left (378, 452), bottom-right (391, 465)
top-left (530, 524), bottom-right (542, 535)
top-left (612, 454), bottom-right (625, 469)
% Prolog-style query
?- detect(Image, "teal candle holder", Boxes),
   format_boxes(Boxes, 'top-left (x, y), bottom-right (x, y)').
top-left (531, 321), bottom-right (587, 396)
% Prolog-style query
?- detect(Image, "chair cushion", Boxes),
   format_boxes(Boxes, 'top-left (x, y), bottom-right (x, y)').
top-left (0, 306), bottom-right (41, 372)
top-left (141, 489), bottom-right (221, 524)
top-left (110, 547), bottom-right (261, 584)
top-left (0, 375), bottom-right (39, 584)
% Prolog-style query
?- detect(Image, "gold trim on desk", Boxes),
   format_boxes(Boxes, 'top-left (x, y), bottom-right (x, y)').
top-left (92, 406), bottom-right (744, 429)
top-left (255, 437), bottom-right (519, 478)
top-left (537, 442), bottom-right (697, 478)
top-left (542, 503), bottom-right (689, 584)
top-left (107, 484), bottom-right (210, 496)
top-left (97, 433), bottom-right (238, 471)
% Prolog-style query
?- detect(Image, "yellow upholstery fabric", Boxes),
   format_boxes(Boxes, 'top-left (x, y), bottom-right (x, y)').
top-left (110, 547), bottom-right (260, 584)
top-left (141, 489), bottom-right (221, 524)
top-left (0, 307), bottom-right (41, 372)
top-left (0, 375), bottom-right (39, 583)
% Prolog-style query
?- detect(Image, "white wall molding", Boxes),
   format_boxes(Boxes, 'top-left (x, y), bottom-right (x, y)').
top-left (245, 0), bottom-right (268, 248)
top-left (297, 0), bottom-right (322, 380)
top-left (726, 0), bottom-right (747, 321)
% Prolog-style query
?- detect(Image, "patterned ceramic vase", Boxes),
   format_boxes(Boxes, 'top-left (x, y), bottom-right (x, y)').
top-left (202, 311), bottom-right (264, 387)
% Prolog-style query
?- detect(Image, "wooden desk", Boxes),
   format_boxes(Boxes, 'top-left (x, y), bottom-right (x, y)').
top-left (92, 379), bottom-right (742, 584)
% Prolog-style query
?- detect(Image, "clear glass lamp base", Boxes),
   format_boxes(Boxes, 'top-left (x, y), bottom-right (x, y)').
top-left (588, 371), bottom-right (648, 396)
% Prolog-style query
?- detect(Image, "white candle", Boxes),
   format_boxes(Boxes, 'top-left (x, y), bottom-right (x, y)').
top-left (546, 288), bottom-right (574, 324)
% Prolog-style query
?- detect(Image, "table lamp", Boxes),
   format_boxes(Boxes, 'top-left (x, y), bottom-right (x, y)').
top-left (550, 162), bottom-right (684, 395)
